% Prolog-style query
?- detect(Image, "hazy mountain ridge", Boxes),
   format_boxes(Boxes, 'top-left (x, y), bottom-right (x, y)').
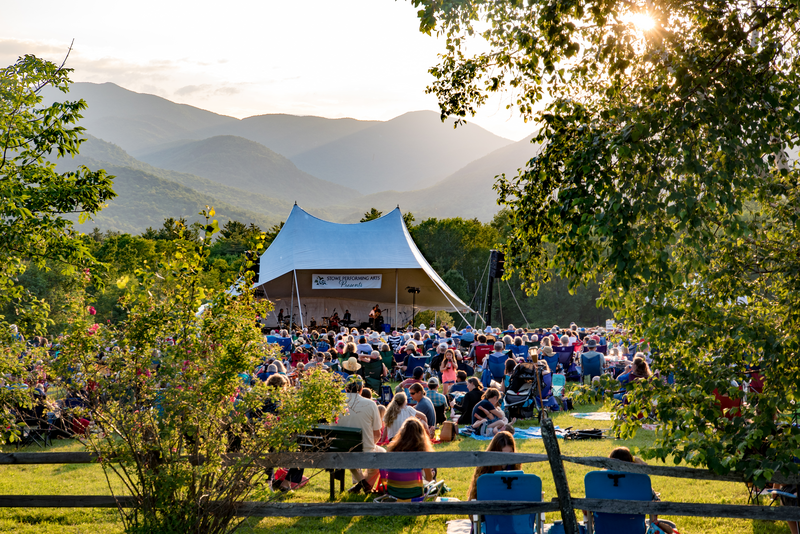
top-left (46, 83), bottom-right (512, 194)
top-left (64, 136), bottom-right (294, 220)
top-left (334, 134), bottom-right (541, 222)
top-left (59, 160), bottom-right (277, 234)
top-left (41, 82), bottom-right (540, 230)
top-left (137, 135), bottom-right (359, 206)
top-left (192, 114), bottom-right (380, 158)
top-left (291, 110), bottom-right (513, 194)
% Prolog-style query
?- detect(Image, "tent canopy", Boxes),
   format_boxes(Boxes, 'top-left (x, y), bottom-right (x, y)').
top-left (254, 205), bottom-right (473, 327)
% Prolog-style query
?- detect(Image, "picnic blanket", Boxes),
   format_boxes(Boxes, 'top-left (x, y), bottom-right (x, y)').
top-left (571, 411), bottom-right (615, 421)
top-left (461, 425), bottom-right (565, 440)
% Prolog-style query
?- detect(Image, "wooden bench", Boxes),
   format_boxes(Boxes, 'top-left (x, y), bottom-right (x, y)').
top-left (297, 425), bottom-right (363, 500)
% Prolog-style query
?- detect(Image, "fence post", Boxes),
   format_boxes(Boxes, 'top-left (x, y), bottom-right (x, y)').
top-left (541, 413), bottom-right (581, 534)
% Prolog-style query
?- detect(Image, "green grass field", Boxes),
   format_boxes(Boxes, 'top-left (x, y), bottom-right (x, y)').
top-left (1, 403), bottom-right (794, 534)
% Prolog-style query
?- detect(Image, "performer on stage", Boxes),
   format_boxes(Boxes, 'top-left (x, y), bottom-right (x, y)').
top-left (330, 312), bottom-right (340, 329)
top-left (343, 310), bottom-right (352, 325)
top-left (277, 308), bottom-right (285, 326)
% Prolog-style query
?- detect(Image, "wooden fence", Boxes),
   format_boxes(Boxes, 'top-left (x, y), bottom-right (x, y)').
top-left (2, 418), bottom-right (799, 531)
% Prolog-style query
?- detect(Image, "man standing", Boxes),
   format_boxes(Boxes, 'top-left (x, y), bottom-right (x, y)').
top-left (335, 378), bottom-right (384, 493)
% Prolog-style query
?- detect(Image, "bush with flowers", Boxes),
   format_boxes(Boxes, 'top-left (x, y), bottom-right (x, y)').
top-left (48, 208), bottom-right (347, 534)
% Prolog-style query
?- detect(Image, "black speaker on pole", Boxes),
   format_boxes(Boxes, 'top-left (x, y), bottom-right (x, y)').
top-left (489, 250), bottom-right (505, 279)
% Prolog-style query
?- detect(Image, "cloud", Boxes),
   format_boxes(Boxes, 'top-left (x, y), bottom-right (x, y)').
top-left (0, 38), bottom-right (73, 64)
top-left (175, 84), bottom-right (211, 96)
top-left (214, 86), bottom-right (241, 96)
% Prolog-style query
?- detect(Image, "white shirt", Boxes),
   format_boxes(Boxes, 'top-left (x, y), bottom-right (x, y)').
top-left (385, 405), bottom-right (418, 440)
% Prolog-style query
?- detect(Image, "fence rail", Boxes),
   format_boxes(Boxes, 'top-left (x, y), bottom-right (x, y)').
top-left (2, 432), bottom-right (799, 529)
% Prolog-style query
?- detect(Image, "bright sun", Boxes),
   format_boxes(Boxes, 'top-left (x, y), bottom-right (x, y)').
top-left (628, 12), bottom-right (656, 31)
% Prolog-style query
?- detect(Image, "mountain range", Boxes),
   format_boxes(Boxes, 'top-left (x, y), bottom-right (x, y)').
top-left (45, 82), bottom-right (539, 233)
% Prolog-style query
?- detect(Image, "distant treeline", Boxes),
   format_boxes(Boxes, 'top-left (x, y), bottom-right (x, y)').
top-left (4, 210), bottom-right (610, 335)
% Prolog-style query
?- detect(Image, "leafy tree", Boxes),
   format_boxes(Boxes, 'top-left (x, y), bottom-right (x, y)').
top-left (0, 54), bottom-right (115, 331)
top-left (50, 209), bottom-right (346, 533)
top-left (413, 0), bottom-right (800, 482)
top-left (414, 309), bottom-right (455, 329)
top-left (263, 221), bottom-right (284, 247)
top-left (360, 207), bottom-right (383, 222)
top-left (0, 54), bottom-right (115, 443)
top-left (403, 211), bottom-right (416, 227)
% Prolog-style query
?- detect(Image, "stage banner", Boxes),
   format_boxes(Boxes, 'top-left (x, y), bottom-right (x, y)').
top-left (312, 274), bottom-right (382, 289)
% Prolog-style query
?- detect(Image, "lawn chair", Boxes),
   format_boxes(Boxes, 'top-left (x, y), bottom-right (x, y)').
top-left (378, 385), bottom-right (394, 406)
top-left (581, 353), bottom-right (604, 382)
top-left (584, 470), bottom-right (652, 534)
top-left (404, 355), bottom-right (427, 378)
top-left (457, 361), bottom-right (475, 377)
top-left (551, 373), bottom-right (566, 399)
top-left (275, 336), bottom-right (292, 354)
top-left (290, 352), bottom-right (309, 368)
top-left (509, 344), bottom-right (528, 358)
top-left (472, 345), bottom-right (493, 367)
top-left (486, 353), bottom-right (509, 382)
top-left (476, 470), bottom-right (543, 533)
top-left (359, 359), bottom-right (384, 392)
top-left (542, 353), bottom-right (560, 373)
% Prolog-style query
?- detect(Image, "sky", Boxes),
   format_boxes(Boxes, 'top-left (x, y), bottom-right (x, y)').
top-left (0, 0), bottom-right (534, 141)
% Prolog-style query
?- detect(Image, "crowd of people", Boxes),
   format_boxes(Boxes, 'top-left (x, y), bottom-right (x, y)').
top-left (5, 319), bottom-right (795, 533)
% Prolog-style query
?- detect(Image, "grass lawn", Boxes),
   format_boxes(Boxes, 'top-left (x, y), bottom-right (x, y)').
top-left (1, 403), bottom-right (794, 534)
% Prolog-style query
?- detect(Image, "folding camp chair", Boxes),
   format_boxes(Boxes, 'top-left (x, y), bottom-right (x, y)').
top-left (472, 345), bottom-right (493, 367)
top-left (580, 354), bottom-right (604, 382)
top-left (476, 470), bottom-right (543, 533)
top-left (486, 353), bottom-right (509, 382)
top-left (275, 337), bottom-right (293, 354)
top-left (554, 346), bottom-right (574, 365)
top-left (404, 356), bottom-right (427, 378)
top-left (509, 344), bottom-right (528, 358)
top-left (290, 352), bottom-right (309, 367)
top-left (542, 354), bottom-right (560, 373)
top-left (551, 373), bottom-right (566, 399)
top-left (359, 359), bottom-right (384, 392)
top-left (379, 385), bottom-right (394, 405)
top-left (584, 470), bottom-right (652, 534)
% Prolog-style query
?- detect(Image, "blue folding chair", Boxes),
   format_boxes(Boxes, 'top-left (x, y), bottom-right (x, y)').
top-left (404, 355), bottom-right (427, 378)
top-left (379, 385), bottom-right (394, 405)
top-left (584, 470), bottom-right (652, 534)
top-left (551, 373), bottom-right (566, 398)
top-left (542, 354), bottom-right (560, 373)
top-left (509, 344), bottom-right (528, 358)
top-left (457, 361), bottom-right (475, 377)
top-left (486, 353), bottom-right (509, 382)
top-left (275, 336), bottom-right (292, 355)
top-left (581, 353), bottom-right (605, 381)
top-left (476, 470), bottom-right (543, 533)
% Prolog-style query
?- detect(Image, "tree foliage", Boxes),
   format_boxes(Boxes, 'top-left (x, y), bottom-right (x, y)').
top-left (360, 207), bottom-right (383, 222)
top-left (412, 0), bottom-right (800, 481)
top-left (0, 55), bottom-right (115, 331)
top-left (50, 210), bottom-right (346, 533)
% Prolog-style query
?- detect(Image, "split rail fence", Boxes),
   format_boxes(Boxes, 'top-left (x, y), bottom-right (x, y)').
top-left (2, 419), bottom-right (799, 531)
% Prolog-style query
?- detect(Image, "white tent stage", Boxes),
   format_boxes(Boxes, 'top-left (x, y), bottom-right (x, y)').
top-left (253, 205), bottom-right (474, 330)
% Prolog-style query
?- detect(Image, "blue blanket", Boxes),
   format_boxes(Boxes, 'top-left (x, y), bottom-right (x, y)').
top-left (460, 425), bottom-right (565, 440)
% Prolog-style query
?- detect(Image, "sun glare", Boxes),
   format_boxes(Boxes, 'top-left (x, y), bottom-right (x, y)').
top-left (628, 12), bottom-right (656, 31)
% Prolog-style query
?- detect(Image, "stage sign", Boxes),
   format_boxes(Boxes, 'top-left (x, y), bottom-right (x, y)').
top-left (312, 274), bottom-right (382, 289)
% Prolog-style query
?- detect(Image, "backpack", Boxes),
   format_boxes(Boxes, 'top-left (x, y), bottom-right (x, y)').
top-left (563, 428), bottom-right (605, 440)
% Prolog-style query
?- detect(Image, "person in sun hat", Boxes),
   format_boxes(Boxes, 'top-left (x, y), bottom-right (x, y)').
top-left (342, 356), bottom-right (362, 377)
